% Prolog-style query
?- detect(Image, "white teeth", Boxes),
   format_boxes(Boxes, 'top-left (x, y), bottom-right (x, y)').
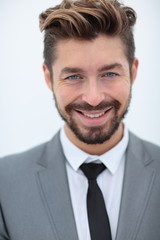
top-left (83, 112), bottom-right (105, 118)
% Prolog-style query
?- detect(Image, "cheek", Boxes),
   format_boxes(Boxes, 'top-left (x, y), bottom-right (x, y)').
top-left (118, 87), bottom-right (130, 100)
top-left (54, 80), bottom-right (83, 108)
top-left (54, 88), bottom-right (75, 109)
top-left (107, 83), bottom-right (131, 103)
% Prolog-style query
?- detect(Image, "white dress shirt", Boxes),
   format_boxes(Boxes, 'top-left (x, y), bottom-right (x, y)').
top-left (60, 125), bottom-right (129, 240)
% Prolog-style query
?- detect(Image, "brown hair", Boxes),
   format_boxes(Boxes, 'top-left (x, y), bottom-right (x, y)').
top-left (39, 0), bottom-right (137, 73)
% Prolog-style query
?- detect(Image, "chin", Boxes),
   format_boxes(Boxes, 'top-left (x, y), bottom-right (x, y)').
top-left (69, 120), bottom-right (121, 145)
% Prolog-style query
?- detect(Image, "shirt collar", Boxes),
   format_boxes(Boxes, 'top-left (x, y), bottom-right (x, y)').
top-left (60, 124), bottom-right (129, 175)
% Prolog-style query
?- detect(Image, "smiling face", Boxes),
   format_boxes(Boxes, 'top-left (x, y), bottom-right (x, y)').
top-left (44, 34), bottom-right (138, 153)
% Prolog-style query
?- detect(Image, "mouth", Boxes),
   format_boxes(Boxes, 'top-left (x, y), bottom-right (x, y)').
top-left (74, 107), bottom-right (113, 126)
top-left (82, 111), bottom-right (105, 118)
top-left (76, 107), bottom-right (112, 118)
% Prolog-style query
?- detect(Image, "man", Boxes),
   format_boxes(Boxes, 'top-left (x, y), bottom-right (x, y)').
top-left (0, 0), bottom-right (160, 239)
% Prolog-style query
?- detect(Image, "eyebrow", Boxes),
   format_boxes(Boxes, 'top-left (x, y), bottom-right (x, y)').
top-left (98, 63), bottom-right (124, 72)
top-left (60, 63), bottom-right (124, 76)
top-left (60, 67), bottom-right (85, 76)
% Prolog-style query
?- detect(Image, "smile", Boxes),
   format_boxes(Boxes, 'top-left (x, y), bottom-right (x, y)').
top-left (72, 106), bottom-right (114, 127)
top-left (75, 107), bottom-right (113, 120)
top-left (82, 112), bottom-right (105, 118)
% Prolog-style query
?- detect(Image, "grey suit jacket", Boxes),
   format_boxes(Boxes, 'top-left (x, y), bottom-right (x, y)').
top-left (0, 131), bottom-right (160, 240)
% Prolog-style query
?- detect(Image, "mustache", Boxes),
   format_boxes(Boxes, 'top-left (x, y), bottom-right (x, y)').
top-left (65, 100), bottom-right (121, 112)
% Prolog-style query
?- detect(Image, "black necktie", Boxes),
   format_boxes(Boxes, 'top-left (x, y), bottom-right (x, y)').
top-left (80, 163), bottom-right (112, 240)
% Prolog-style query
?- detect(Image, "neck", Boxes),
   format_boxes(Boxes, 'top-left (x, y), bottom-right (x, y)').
top-left (64, 123), bottom-right (124, 155)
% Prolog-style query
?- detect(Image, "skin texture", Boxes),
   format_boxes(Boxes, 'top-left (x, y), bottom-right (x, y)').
top-left (43, 34), bottom-right (138, 155)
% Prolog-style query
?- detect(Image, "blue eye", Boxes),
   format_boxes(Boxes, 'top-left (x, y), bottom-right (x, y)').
top-left (104, 72), bottom-right (117, 77)
top-left (66, 75), bottom-right (80, 80)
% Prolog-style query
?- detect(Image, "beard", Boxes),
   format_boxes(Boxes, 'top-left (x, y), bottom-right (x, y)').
top-left (53, 93), bottom-right (131, 145)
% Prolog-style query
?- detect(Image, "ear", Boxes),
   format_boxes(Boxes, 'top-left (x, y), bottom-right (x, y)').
top-left (131, 58), bottom-right (139, 85)
top-left (43, 64), bottom-right (53, 91)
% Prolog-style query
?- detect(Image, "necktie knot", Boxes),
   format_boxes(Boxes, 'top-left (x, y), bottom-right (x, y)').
top-left (80, 163), bottom-right (106, 180)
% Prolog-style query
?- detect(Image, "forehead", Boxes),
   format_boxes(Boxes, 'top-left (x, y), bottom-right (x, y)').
top-left (53, 34), bottom-right (128, 71)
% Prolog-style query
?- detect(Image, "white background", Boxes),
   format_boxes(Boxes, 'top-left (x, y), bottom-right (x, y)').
top-left (0, 0), bottom-right (160, 157)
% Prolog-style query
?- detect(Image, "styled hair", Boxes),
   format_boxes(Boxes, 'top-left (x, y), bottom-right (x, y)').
top-left (39, 0), bottom-right (137, 73)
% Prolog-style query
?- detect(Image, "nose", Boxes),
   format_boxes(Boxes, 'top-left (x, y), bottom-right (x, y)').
top-left (82, 79), bottom-right (105, 106)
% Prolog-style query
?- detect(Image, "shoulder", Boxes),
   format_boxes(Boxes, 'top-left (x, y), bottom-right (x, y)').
top-left (142, 139), bottom-right (160, 156)
top-left (0, 132), bottom-right (63, 203)
top-left (129, 131), bottom-right (160, 162)
top-left (0, 132), bottom-right (61, 176)
top-left (0, 141), bottom-right (46, 168)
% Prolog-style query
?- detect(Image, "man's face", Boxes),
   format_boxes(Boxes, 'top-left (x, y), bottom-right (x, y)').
top-left (44, 34), bottom-right (138, 145)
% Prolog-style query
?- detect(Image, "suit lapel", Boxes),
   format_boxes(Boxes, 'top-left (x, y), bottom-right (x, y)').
top-left (116, 133), bottom-right (156, 240)
top-left (36, 133), bottom-right (79, 240)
